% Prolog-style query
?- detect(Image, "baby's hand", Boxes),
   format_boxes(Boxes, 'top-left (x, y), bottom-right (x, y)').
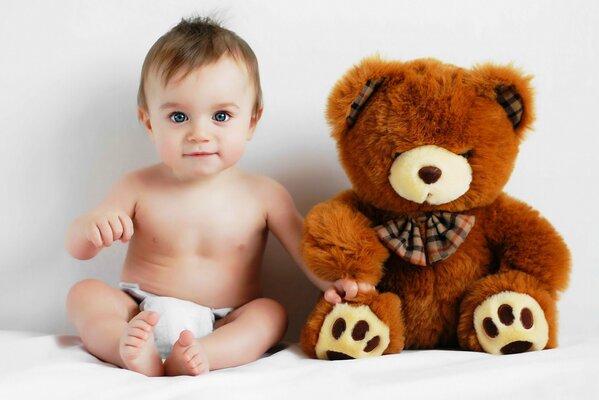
top-left (81, 210), bottom-right (134, 248)
top-left (324, 278), bottom-right (375, 304)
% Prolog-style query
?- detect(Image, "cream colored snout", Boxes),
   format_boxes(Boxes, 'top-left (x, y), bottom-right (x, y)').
top-left (388, 145), bottom-right (472, 205)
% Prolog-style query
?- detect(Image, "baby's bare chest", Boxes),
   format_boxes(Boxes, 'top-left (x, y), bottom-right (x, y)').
top-left (132, 191), bottom-right (267, 257)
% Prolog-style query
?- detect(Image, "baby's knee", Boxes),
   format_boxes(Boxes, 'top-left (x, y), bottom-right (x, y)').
top-left (66, 279), bottom-right (109, 313)
top-left (252, 298), bottom-right (288, 333)
top-left (68, 279), bottom-right (96, 301)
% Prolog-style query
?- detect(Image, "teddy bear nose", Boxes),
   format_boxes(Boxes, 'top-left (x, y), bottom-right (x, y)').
top-left (418, 166), bottom-right (442, 184)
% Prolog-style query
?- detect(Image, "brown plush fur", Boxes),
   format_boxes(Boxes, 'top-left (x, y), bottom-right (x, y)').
top-left (300, 57), bottom-right (570, 356)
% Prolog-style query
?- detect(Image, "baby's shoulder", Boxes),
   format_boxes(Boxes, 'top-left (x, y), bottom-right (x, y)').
top-left (114, 164), bottom-right (163, 191)
top-left (237, 172), bottom-right (287, 196)
top-left (236, 171), bottom-right (294, 209)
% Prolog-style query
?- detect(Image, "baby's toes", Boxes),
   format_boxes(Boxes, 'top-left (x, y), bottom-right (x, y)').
top-left (123, 334), bottom-right (147, 348)
top-left (120, 336), bottom-right (146, 363)
top-left (189, 353), bottom-right (209, 375)
top-left (134, 310), bottom-right (160, 328)
top-left (185, 345), bottom-right (209, 375)
top-left (186, 356), bottom-right (201, 375)
top-left (177, 330), bottom-right (195, 347)
top-left (126, 325), bottom-right (149, 341)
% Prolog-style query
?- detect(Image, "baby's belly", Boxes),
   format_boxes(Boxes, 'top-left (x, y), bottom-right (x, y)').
top-left (120, 250), bottom-right (262, 308)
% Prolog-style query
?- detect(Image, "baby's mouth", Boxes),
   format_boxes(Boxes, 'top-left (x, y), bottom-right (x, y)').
top-left (184, 151), bottom-right (217, 157)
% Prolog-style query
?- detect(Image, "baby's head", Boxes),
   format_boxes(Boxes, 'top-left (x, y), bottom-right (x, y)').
top-left (138, 16), bottom-right (262, 117)
top-left (137, 17), bottom-right (263, 179)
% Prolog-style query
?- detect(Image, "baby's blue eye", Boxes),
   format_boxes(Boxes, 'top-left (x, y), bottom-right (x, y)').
top-left (213, 112), bottom-right (229, 122)
top-left (169, 112), bottom-right (188, 123)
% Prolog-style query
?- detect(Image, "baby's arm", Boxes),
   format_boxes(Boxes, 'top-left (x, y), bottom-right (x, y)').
top-left (263, 179), bottom-right (330, 291)
top-left (66, 173), bottom-right (137, 260)
top-left (263, 180), bottom-right (373, 302)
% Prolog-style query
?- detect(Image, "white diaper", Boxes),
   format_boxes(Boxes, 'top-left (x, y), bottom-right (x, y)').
top-left (120, 282), bottom-right (233, 359)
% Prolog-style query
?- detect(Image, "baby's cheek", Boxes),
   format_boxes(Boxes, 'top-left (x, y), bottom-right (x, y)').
top-left (156, 139), bottom-right (179, 164)
top-left (223, 136), bottom-right (247, 164)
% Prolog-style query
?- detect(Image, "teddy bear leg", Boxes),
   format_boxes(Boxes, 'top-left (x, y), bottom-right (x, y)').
top-left (458, 270), bottom-right (558, 355)
top-left (300, 291), bottom-right (405, 360)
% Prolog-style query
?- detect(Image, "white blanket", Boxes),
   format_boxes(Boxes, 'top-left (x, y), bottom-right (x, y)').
top-left (1, 331), bottom-right (597, 400)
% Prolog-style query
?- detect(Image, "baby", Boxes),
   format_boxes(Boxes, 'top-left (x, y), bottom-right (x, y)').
top-left (65, 17), bottom-right (369, 377)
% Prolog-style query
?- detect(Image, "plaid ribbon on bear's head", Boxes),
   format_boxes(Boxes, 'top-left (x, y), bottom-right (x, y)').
top-left (374, 212), bottom-right (475, 267)
top-left (346, 77), bottom-right (387, 128)
top-left (495, 85), bottom-right (523, 129)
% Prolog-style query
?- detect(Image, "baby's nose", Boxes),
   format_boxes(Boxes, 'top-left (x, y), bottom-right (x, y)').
top-left (418, 166), bottom-right (442, 184)
top-left (188, 133), bottom-right (209, 142)
top-left (188, 125), bottom-right (210, 142)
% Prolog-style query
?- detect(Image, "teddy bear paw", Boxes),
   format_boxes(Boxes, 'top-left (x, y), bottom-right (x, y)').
top-left (314, 303), bottom-right (390, 360)
top-left (473, 291), bottom-right (548, 355)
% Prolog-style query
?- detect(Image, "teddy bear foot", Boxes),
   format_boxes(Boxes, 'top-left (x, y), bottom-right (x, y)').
top-left (473, 291), bottom-right (549, 355)
top-left (315, 302), bottom-right (390, 360)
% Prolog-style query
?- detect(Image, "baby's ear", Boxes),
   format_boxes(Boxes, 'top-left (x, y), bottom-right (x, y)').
top-left (247, 108), bottom-right (263, 140)
top-left (137, 107), bottom-right (154, 140)
top-left (470, 64), bottom-right (535, 137)
top-left (326, 56), bottom-right (390, 141)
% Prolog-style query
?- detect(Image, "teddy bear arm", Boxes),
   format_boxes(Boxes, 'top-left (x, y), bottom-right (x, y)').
top-left (485, 195), bottom-right (571, 293)
top-left (301, 191), bottom-right (390, 284)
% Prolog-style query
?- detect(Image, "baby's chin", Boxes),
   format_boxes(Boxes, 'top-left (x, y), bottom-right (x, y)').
top-left (171, 163), bottom-right (240, 182)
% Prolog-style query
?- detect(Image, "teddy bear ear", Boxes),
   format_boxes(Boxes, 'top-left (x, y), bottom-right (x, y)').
top-left (471, 64), bottom-right (535, 136)
top-left (345, 77), bottom-right (387, 128)
top-left (495, 85), bottom-right (524, 129)
top-left (326, 56), bottom-right (390, 140)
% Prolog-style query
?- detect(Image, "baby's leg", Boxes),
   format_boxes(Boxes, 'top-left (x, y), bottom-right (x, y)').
top-left (67, 279), bottom-right (164, 376)
top-left (164, 298), bottom-right (287, 376)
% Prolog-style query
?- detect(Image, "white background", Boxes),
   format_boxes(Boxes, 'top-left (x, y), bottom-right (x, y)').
top-left (0, 0), bottom-right (597, 343)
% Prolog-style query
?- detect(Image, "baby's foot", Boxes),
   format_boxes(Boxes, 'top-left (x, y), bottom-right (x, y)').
top-left (164, 330), bottom-right (210, 376)
top-left (119, 310), bottom-right (164, 376)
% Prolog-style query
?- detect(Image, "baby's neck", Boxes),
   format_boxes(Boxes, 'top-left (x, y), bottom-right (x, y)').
top-left (163, 164), bottom-right (240, 187)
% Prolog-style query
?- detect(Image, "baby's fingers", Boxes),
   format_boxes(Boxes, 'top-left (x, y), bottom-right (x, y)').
top-left (97, 220), bottom-right (114, 247)
top-left (324, 287), bottom-right (342, 304)
top-left (336, 279), bottom-right (358, 300)
top-left (86, 224), bottom-right (103, 248)
top-left (357, 282), bottom-right (375, 293)
top-left (119, 214), bottom-right (134, 242)
top-left (108, 214), bottom-right (124, 241)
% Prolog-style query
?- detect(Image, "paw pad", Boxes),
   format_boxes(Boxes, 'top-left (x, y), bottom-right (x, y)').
top-left (315, 303), bottom-right (390, 360)
top-left (473, 291), bottom-right (548, 355)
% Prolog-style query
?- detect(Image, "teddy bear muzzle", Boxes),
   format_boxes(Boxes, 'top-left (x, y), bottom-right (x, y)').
top-left (389, 145), bottom-right (472, 205)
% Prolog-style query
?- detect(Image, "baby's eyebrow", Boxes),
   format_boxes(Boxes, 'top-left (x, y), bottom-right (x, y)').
top-left (160, 102), bottom-right (184, 110)
top-left (214, 102), bottom-right (239, 110)
top-left (159, 102), bottom-right (239, 110)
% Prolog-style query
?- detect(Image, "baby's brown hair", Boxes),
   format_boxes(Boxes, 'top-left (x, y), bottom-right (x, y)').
top-left (137, 16), bottom-right (262, 116)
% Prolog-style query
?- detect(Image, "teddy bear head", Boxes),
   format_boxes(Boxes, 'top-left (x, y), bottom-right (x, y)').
top-left (326, 57), bottom-right (535, 213)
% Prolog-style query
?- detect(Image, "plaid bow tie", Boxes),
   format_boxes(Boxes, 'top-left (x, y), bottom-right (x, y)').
top-left (374, 212), bottom-right (475, 267)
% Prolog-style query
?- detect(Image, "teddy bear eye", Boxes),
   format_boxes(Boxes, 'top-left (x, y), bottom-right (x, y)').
top-left (460, 150), bottom-right (473, 159)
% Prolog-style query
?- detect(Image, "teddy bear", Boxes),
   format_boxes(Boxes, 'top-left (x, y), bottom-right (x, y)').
top-left (300, 57), bottom-right (570, 360)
